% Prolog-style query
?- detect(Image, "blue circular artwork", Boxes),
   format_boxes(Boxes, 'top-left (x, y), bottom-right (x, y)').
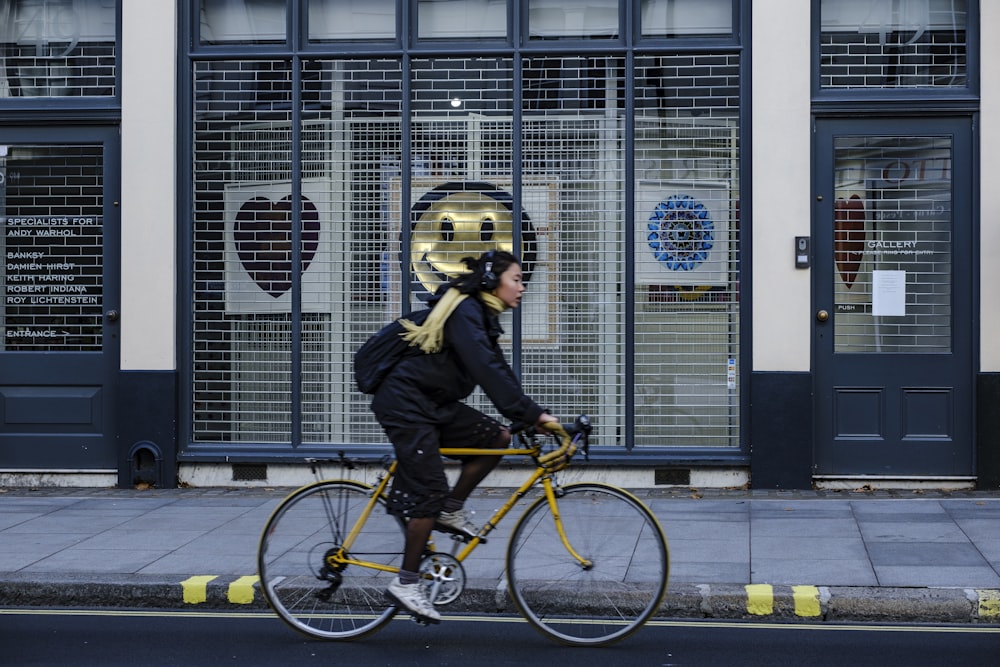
top-left (647, 194), bottom-right (714, 271)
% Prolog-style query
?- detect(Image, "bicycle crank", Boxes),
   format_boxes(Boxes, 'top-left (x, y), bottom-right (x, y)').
top-left (418, 553), bottom-right (465, 605)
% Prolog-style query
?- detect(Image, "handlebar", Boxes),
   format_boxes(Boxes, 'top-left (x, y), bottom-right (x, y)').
top-left (518, 414), bottom-right (591, 469)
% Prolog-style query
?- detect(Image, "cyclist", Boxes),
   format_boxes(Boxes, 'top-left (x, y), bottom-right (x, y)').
top-left (371, 249), bottom-right (557, 624)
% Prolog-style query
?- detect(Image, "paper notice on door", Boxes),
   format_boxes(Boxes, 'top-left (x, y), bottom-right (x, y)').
top-left (872, 270), bottom-right (906, 317)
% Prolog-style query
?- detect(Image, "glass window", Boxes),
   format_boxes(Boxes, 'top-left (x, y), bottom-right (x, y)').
top-left (640, 0), bottom-right (734, 38)
top-left (633, 53), bottom-right (741, 447)
top-left (2, 145), bottom-right (105, 351)
top-left (309, 0), bottom-right (396, 42)
top-left (0, 0), bottom-right (117, 97)
top-left (819, 0), bottom-right (968, 90)
top-left (417, 0), bottom-right (507, 40)
top-left (832, 136), bottom-right (953, 354)
top-left (200, 0), bottom-right (286, 46)
top-left (528, 0), bottom-right (619, 40)
top-left (187, 4), bottom-right (744, 452)
top-left (191, 58), bottom-right (404, 443)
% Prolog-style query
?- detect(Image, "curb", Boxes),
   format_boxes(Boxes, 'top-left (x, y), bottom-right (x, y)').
top-left (2, 575), bottom-right (999, 625)
top-left (665, 583), bottom-right (1000, 624)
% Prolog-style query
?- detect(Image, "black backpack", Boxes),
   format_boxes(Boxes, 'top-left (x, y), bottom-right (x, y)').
top-left (353, 308), bottom-right (431, 394)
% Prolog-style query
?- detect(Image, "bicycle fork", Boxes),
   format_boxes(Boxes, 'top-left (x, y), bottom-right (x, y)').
top-left (541, 476), bottom-right (593, 570)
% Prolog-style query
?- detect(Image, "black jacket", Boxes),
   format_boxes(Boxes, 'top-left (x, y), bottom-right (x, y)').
top-left (381, 295), bottom-right (544, 426)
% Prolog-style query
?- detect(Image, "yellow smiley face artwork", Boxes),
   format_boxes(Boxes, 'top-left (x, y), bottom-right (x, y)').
top-left (409, 182), bottom-right (536, 295)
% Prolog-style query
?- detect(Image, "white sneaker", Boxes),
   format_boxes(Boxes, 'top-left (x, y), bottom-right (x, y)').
top-left (387, 577), bottom-right (441, 624)
top-left (435, 508), bottom-right (478, 538)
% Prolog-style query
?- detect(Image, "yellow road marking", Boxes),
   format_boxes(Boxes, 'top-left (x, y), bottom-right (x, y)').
top-left (978, 589), bottom-right (1000, 620)
top-left (746, 584), bottom-right (773, 615)
top-left (228, 575), bottom-right (259, 604)
top-left (793, 585), bottom-right (821, 617)
top-left (181, 575), bottom-right (217, 604)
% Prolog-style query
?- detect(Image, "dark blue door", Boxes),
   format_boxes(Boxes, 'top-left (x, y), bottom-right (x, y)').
top-left (813, 117), bottom-right (973, 477)
top-left (0, 126), bottom-right (120, 469)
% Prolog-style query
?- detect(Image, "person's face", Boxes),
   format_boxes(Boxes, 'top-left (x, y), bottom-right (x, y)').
top-left (493, 263), bottom-right (525, 309)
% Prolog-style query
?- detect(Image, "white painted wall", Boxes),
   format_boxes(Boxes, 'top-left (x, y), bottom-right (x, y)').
top-left (751, 0), bottom-right (812, 372)
top-left (120, 1), bottom-right (177, 371)
top-left (981, 2), bottom-right (1000, 372)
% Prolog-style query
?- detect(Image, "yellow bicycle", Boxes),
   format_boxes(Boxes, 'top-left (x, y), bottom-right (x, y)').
top-left (257, 416), bottom-right (669, 647)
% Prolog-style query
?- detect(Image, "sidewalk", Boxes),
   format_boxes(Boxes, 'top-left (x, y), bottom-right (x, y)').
top-left (1, 485), bottom-right (999, 624)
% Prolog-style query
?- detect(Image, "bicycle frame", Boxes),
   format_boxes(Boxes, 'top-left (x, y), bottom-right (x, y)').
top-left (325, 427), bottom-right (590, 573)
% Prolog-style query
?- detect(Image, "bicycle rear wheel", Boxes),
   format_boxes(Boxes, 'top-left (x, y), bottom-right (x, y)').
top-left (506, 483), bottom-right (669, 646)
top-left (258, 479), bottom-right (405, 640)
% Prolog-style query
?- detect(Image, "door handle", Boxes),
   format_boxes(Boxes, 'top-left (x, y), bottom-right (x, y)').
top-left (816, 310), bottom-right (829, 322)
top-left (105, 309), bottom-right (119, 322)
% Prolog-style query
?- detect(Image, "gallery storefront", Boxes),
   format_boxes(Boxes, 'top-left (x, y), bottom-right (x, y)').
top-left (0, 1), bottom-right (997, 490)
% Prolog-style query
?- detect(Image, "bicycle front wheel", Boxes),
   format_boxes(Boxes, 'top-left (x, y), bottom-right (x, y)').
top-left (258, 480), bottom-right (405, 640)
top-left (506, 483), bottom-right (669, 646)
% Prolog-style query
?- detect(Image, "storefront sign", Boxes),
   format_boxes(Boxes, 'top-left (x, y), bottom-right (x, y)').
top-left (3, 215), bottom-right (102, 348)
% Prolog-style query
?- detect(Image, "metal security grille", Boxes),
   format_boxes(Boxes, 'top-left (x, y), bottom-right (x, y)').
top-left (189, 33), bottom-right (743, 451)
top-left (0, 0), bottom-right (117, 98)
top-left (192, 59), bottom-right (293, 443)
top-left (191, 59), bottom-right (405, 444)
top-left (519, 55), bottom-right (625, 443)
top-left (832, 136), bottom-right (952, 354)
top-left (1, 145), bottom-right (104, 352)
top-left (819, 0), bottom-right (968, 89)
top-left (633, 54), bottom-right (741, 447)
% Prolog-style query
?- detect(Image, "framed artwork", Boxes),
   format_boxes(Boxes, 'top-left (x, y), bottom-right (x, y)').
top-left (635, 181), bottom-right (731, 288)
top-left (224, 179), bottom-right (334, 314)
top-left (387, 178), bottom-right (559, 344)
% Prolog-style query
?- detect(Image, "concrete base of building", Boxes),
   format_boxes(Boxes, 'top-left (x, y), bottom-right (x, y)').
top-left (0, 471), bottom-right (117, 487)
top-left (814, 476), bottom-right (977, 491)
top-left (175, 462), bottom-right (752, 491)
top-left (0, 466), bottom-right (982, 492)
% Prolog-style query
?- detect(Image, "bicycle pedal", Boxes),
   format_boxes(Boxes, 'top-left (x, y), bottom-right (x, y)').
top-left (446, 532), bottom-right (484, 544)
top-left (409, 613), bottom-right (440, 626)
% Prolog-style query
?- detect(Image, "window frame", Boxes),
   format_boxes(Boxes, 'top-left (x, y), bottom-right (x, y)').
top-left (811, 0), bottom-right (980, 104)
top-left (177, 0), bottom-right (754, 464)
top-left (632, 0), bottom-right (740, 47)
top-left (0, 0), bottom-right (122, 112)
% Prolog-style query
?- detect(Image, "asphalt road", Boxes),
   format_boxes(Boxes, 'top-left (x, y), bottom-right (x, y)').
top-left (1, 608), bottom-right (997, 666)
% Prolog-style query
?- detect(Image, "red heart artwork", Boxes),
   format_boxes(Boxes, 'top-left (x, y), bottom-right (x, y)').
top-left (234, 195), bottom-right (320, 298)
top-left (834, 194), bottom-right (865, 289)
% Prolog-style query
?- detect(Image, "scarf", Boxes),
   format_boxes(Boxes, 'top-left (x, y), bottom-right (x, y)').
top-left (398, 288), bottom-right (508, 354)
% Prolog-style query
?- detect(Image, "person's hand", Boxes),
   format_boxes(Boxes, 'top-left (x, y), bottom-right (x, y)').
top-left (535, 412), bottom-right (558, 427)
top-left (536, 417), bottom-right (572, 463)
top-left (537, 416), bottom-right (569, 442)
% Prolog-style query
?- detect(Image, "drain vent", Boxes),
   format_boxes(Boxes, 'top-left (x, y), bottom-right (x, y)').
top-left (232, 463), bottom-right (267, 481)
top-left (654, 468), bottom-right (691, 486)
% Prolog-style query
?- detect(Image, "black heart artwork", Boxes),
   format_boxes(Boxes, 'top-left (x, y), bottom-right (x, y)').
top-left (233, 195), bottom-right (320, 298)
